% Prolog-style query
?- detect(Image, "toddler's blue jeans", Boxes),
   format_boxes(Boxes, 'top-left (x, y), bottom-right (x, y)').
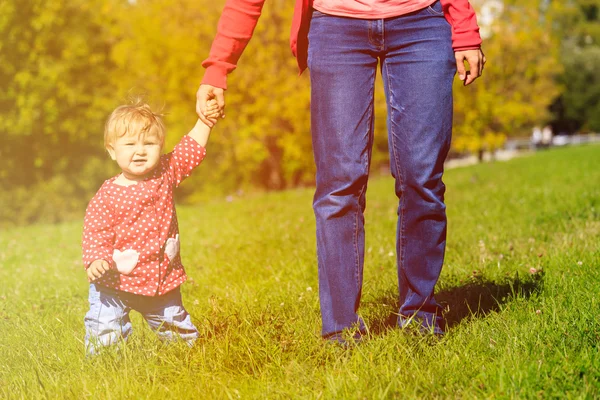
top-left (84, 283), bottom-right (198, 354)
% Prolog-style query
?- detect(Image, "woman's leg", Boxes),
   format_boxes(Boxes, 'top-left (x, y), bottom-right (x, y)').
top-left (380, 1), bottom-right (456, 333)
top-left (308, 11), bottom-right (380, 338)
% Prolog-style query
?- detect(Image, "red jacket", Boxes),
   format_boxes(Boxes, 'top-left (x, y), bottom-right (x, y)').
top-left (202, 0), bottom-right (482, 89)
top-left (82, 136), bottom-right (206, 296)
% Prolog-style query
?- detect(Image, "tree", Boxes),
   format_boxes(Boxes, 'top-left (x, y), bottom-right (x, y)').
top-left (452, 0), bottom-right (563, 159)
top-left (557, 47), bottom-right (600, 132)
top-left (110, 0), bottom-right (312, 192)
top-left (0, 0), bottom-right (118, 188)
top-left (549, 0), bottom-right (600, 133)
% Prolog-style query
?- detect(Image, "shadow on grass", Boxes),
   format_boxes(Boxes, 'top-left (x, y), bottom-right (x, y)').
top-left (367, 271), bottom-right (545, 335)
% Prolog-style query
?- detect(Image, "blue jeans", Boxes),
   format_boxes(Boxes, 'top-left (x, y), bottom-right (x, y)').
top-left (308, 1), bottom-right (455, 337)
top-left (84, 284), bottom-right (198, 354)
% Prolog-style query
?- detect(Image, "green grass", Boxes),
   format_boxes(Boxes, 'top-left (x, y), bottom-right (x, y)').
top-left (1, 144), bottom-right (599, 399)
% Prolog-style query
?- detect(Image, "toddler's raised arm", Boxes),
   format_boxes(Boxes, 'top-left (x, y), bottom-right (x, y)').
top-left (188, 99), bottom-right (220, 147)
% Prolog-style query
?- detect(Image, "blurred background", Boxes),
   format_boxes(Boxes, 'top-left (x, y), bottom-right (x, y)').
top-left (0, 0), bottom-right (598, 227)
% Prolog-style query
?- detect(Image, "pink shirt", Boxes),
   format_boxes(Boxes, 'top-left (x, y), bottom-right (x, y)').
top-left (82, 136), bottom-right (206, 296)
top-left (312, 0), bottom-right (435, 20)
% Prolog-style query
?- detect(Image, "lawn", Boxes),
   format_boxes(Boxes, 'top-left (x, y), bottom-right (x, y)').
top-left (0, 144), bottom-right (598, 399)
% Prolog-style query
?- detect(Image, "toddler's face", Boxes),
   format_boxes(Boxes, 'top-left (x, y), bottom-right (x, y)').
top-left (107, 131), bottom-right (162, 181)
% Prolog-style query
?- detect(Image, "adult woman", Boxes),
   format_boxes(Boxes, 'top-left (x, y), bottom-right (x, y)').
top-left (197, 0), bottom-right (485, 341)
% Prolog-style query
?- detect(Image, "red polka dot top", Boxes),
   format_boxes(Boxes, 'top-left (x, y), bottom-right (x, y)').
top-left (82, 135), bottom-right (206, 296)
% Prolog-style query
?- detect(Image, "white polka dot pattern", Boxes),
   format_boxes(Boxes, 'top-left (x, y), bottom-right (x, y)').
top-left (82, 136), bottom-right (206, 296)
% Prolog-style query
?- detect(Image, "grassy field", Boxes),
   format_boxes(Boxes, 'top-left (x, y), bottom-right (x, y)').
top-left (0, 144), bottom-right (599, 399)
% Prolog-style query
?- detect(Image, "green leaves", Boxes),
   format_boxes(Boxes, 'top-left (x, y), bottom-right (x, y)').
top-left (1, 0), bottom-right (597, 226)
top-left (453, 0), bottom-right (563, 155)
top-left (0, 0), bottom-right (117, 186)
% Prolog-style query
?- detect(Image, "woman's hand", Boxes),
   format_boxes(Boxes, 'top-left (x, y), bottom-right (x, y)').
top-left (455, 48), bottom-right (486, 85)
top-left (196, 84), bottom-right (225, 127)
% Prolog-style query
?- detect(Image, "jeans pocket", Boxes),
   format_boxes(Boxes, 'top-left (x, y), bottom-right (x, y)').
top-left (426, 1), bottom-right (444, 16)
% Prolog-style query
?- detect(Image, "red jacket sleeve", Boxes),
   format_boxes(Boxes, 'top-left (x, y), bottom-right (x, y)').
top-left (166, 135), bottom-right (207, 187)
top-left (440, 0), bottom-right (482, 50)
top-left (82, 187), bottom-right (115, 269)
top-left (201, 0), bottom-right (482, 89)
top-left (201, 0), bottom-right (267, 89)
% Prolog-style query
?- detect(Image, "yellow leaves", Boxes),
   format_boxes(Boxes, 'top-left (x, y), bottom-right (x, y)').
top-left (482, 131), bottom-right (506, 151)
top-left (42, 98), bottom-right (59, 124)
top-left (0, 0), bottom-right (120, 190)
top-left (14, 70), bottom-right (32, 88)
top-left (452, 0), bottom-right (564, 155)
top-left (0, 0), bottom-right (579, 197)
top-left (234, 136), bottom-right (269, 165)
top-left (31, 0), bottom-right (62, 32)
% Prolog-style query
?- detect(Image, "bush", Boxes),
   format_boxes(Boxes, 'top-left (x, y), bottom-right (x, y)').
top-left (0, 157), bottom-right (115, 228)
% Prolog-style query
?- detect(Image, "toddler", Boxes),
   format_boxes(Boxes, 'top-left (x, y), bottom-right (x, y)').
top-left (82, 100), bottom-right (219, 354)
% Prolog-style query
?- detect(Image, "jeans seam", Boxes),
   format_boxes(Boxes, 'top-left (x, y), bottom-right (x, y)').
top-left (425, 1), bottom-right (444, 17)
top-left (353, 156), bottom-right (364, 290)
top-left (426, 7), bottom-right (444, 16)
top-left (353, 79), bottom-right (375, 290)
top-left (353, 202), bottom-right (359, 289)
top-left (381, 19), bottom-right (385, 51)
top-left (383, 60), bottom-right (406, 287)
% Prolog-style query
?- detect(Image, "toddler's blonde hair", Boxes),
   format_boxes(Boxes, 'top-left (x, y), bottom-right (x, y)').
top-left (104, 101), bottom-right (166, 150)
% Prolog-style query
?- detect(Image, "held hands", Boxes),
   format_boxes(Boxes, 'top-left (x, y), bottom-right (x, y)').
top-left (188, 99), bottom-right (221, 147)
top-left (87, 259), bottom-right (113, 282)
top-left (455, 48), bottom-right (486, 86)
top-left (196, 84), bottom-right (225, 128)
top-left (204, 99), bottom-right (221, 125)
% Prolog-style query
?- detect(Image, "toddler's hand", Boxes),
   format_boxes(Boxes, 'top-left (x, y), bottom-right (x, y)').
top-left (204, 99), bottom-right (220, 126)
top-left (87, 259), bottom-right (112, 282)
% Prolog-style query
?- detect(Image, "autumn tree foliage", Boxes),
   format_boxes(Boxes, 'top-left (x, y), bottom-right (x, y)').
top-left (0, 0), bottom-right (118, 224)
top-left (451, 0), bottom-right (563, 158)
top-left (549, 0), bottom-right (600, 133)
top-left (0, 0), bottom-right (597, 225)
